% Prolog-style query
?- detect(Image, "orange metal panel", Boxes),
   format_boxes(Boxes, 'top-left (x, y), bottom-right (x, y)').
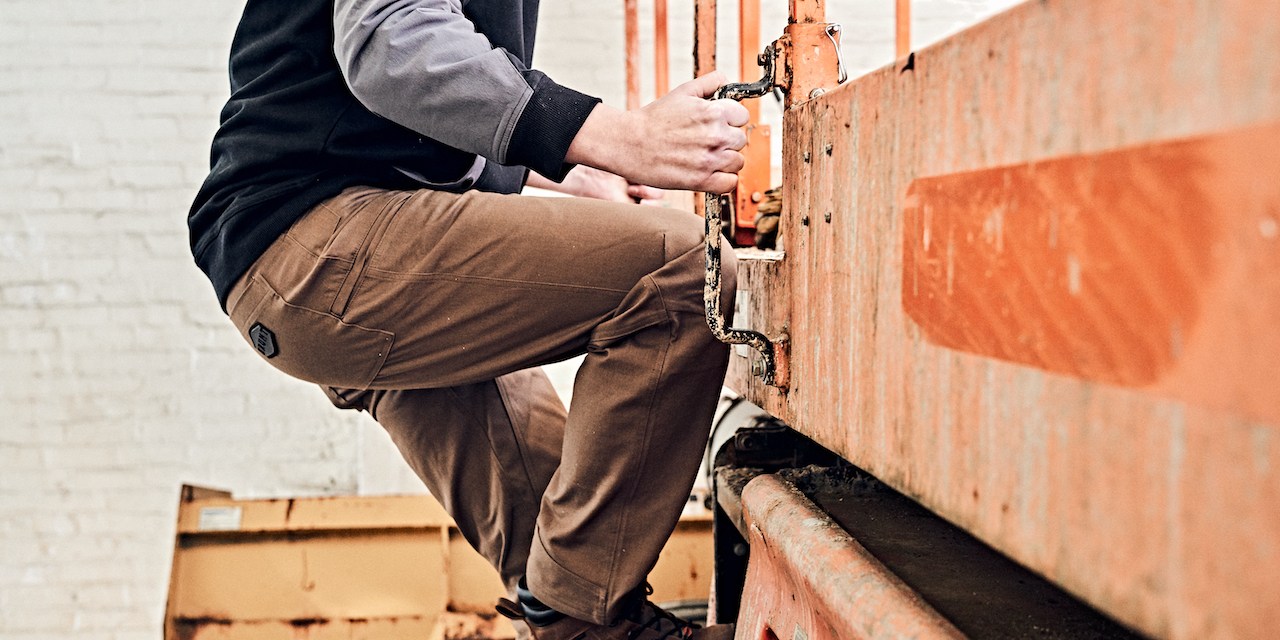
top-left (903, 124), bottom-right (1280, 425)
top-left (727, 0), bottom-right (1280, 637)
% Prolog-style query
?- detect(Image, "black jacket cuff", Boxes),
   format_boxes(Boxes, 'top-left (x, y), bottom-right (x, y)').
top-left (507, 75), bottom-right (601, 181)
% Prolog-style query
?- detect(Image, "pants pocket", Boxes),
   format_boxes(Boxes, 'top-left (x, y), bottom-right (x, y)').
top-left (230, 275), bottom-right (395, 390)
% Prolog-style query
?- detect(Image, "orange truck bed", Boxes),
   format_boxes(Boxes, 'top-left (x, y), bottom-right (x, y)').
top-left (721, 0), bottom-right (1280, 638)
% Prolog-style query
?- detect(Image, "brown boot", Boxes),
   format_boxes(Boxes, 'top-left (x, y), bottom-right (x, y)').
top-left (496, 590), bottom-right (735, 640)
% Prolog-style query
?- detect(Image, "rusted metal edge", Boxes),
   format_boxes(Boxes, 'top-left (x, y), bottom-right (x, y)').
top-left (713, 466), bottom-right (761, 538)
top-left (736, 473), bottom-right (963, 639)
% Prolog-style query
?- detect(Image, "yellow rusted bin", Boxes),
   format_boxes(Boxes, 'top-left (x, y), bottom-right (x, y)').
top-left (164, 485), bottom-right (712, 639)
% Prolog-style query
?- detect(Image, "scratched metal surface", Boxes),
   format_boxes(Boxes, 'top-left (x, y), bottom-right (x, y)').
top-left (726, 0), bottom-right (1280, 637)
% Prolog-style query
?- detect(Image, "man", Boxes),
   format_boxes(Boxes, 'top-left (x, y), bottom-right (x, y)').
top-left (189, 1), bottom-right (747, 638)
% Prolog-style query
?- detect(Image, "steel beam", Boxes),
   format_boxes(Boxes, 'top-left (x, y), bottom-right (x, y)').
top-left (736, 474), bottom-right (962, 640)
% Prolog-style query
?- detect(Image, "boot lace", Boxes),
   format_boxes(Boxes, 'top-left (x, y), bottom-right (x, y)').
top-left (625, 585), bottom-right (697, 640)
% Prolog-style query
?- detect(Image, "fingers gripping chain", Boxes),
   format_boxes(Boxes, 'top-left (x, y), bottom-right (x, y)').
top-left (704, 47), bottom-right (782, 387)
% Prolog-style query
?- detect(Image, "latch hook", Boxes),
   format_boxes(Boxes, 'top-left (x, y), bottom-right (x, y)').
top-left (704, 46), bottom-right (784, 387)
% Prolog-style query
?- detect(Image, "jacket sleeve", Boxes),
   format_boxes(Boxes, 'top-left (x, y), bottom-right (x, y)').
top-left (332, 0), bottom-right (600, 180)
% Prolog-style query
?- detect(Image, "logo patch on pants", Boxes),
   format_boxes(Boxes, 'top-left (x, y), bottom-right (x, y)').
top-left (249, 323), bottom-right (278, 358)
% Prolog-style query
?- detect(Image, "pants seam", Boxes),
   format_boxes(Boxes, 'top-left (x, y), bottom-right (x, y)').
top-left (602, 273), bottom-right (674, 620)
top-left (445, 384), bottom-right (525, 574)
top-left (362, 267), bottom-right (633, 295)
top-left (493, 376), bottom-right (544, 523)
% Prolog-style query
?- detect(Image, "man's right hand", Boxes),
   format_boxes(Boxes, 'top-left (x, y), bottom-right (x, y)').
top-left (565, 72), bottom-right (751, 195)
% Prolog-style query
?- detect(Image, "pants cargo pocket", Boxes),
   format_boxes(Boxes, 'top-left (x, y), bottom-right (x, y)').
top-left (230, 275), bottom-right (394, 390)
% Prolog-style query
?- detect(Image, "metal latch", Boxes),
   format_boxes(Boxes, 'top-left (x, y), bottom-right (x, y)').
top-left (704, 46), bottom-right (786, 387)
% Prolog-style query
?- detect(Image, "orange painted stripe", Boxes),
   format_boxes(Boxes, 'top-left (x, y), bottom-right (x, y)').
top-left (903, 123), bottom-right (1280, 425)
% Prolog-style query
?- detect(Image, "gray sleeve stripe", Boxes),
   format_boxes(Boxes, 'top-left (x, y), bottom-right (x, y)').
top-left (333, 0), bottom-right (535, 161)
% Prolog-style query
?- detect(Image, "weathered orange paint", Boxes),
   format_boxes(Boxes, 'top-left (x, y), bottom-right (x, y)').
top-left (779, 16), bottom-right (841, 108)
top-left (736, 474), bottom-right (962, 640)
top-left (903, 123), bottom-right (1280, 425)
top-left (788, 0), bottom-right (824, 24)
top-left (727, 0), bottom-right (1280, 637)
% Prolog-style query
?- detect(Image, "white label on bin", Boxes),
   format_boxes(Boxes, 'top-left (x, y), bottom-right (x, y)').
top-left (198, 506), bottom-right (243, 531)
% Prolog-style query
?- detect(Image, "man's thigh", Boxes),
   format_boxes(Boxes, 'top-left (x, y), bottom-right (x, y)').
top-left (226, 186), bottom-right (707, 392)
top-left (341, 188), bottom-right (706, 389)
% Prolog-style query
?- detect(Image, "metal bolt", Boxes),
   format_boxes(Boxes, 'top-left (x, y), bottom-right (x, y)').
top-left (824, 212), bottom-right (832, 223)
top-left (825, 143), bottom-right (833, 156)
top-left (751, 191), bottom-right (763, 203)
top-left (801, 215), bottom-right (810, 226)
top-left (802, 151), bottom-right (811, 163)
top-left (733, 543), bottom-right (748, 557)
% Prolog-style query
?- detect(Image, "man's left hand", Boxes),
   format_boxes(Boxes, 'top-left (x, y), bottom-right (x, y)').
top-left (528, 166), bottom-right (665, 205)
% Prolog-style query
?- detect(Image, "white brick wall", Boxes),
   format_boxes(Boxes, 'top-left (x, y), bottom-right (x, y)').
top-left (0, 0), bottom-right (1020, 636)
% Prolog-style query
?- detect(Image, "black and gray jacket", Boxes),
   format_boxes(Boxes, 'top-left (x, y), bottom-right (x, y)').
top-left (189, 0), bottom-right (601, 309)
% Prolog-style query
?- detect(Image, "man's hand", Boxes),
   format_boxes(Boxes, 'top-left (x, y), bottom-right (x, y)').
top-left (565, 72), bottom-right (750, 194)
top-left (527, 166), bottom-right (665, 205)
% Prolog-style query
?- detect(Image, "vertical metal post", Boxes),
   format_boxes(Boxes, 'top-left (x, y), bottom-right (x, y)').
top-left (693, 0), bottom-right (717, 221)
top-left (896, 0), bottom-right (911, 58)
top-left (655, 0), bottom-right (670, 97)
top-left (789, 0), bottom-right (824, 24)
top-left (739, 0), bottom-right (760, 116)
top-left (625, 0), bottom-right (641, 109)
top-left (694, 0), bottom-right (718, 78)
top-left (784, 0), bottom-right (837, 106)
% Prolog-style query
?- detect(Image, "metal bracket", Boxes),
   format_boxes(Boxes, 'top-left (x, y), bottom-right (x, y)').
top-left (705, 46), bottom-right (785, 387)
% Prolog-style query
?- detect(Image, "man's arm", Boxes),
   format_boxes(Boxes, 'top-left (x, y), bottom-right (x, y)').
top-left (333, 0), bottom-right (597, 180)
top-left (566, 74), bottom-right (750, 195)
top-left (335, 1), bottom-right (749, 193)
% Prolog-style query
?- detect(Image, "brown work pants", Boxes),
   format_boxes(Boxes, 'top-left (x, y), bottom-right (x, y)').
top-left (225, 186), bottom-right (736, 624)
